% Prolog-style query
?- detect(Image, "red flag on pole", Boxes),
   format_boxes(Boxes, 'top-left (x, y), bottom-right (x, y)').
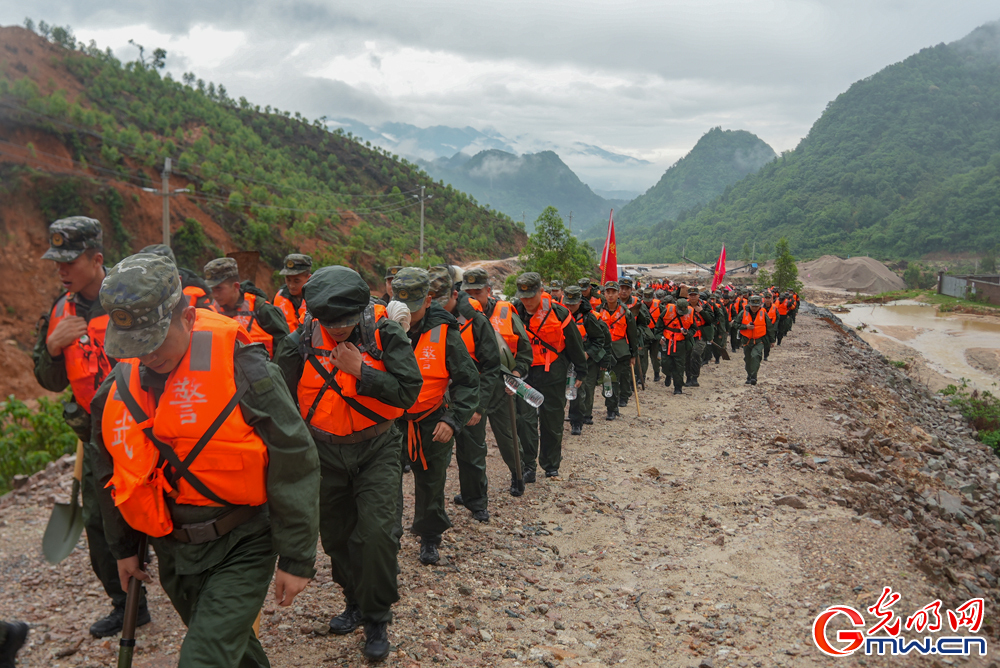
top-left (711, 245), bottom-right (727, 292)
top-left (599, 209), bottom-right (618, 285)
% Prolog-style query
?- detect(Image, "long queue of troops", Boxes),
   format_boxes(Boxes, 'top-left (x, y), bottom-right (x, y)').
top-left (2, 215), bottom-right (799, 667)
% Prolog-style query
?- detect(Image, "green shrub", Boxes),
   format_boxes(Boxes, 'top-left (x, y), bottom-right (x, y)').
top-left (0, 394), bottom-right (77, 494)
top-left (940, 383), bottom-right (1000, 455)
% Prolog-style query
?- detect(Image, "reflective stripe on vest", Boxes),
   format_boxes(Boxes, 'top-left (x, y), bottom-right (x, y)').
top-left (274, 290), bottom-right (307, 332)
top-left (600, 304), bottom-right (628, 342)
top-left (229, 292), bottom-right (274, 355)
top-left (409, 324), bottom-right (449, 414)
top-left (298, 318), bottom-right (404, 437)
top-left (525, 297), bottom-right (570, 371)
top-left (47, 295), bottom-right (112, 413)
top-left (741, 308), bottom-right (768, 340)
top-left (101, 311), bottom-right (266, 537)
top-left (488, 300), bottom-right (519, 354)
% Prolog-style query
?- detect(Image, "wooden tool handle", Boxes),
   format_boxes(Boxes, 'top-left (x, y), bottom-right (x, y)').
top-left (73, 440), bottom-right (84, 482)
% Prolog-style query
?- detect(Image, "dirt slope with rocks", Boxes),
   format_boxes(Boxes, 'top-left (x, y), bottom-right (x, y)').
top-left (1, 310), bottom-right (998, 667)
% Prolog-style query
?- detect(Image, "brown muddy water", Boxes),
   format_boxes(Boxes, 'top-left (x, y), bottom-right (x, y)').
top-left (838, 301), bottom-right (1000, 392)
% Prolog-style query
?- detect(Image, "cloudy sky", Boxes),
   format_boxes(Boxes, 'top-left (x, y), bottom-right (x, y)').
top-left (4, 1), bottom-right (999, 191)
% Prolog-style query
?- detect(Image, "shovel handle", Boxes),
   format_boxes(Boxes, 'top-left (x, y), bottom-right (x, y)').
top-left (73, 440), bottom-right (84, 482)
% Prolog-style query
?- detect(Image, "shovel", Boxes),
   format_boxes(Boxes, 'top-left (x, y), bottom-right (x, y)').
top-left (42, 440), bottom-right (85, 564)
top-left (711, 340), bottom-right (731, 361)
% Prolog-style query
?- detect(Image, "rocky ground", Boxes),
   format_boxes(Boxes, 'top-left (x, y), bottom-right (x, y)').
top-left (1, 309), bottom-right (999, 667)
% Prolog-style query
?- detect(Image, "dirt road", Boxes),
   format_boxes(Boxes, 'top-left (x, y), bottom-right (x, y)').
top-left (1, 311), bottom-right (997, 667)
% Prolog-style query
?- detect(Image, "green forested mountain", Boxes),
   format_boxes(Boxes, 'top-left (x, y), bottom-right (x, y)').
top-left (599, 128), bottom-right (774, 238)
top-left (421, 149), bottom-right (619, 232)
top-left (616, 21), bottom-right (1000, 264)
top-left (0, 24), bottom-right (525, 284)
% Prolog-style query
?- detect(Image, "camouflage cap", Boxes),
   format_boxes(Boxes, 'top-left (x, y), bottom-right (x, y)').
top-left (140, 244), bottom-right (177, 265)
top-left (280, 253), bottom-right (313, 276)
top-left (603, 280), bottom-right (619, 291)
top-left (461, 267), bottom-right (489, 291)
top-left (550, 279), bottom-right (564, 289)
top-left (514, 272), bottom-right (542, 299)
top-left (101, 254), bottom-right (183, 359)
top-left (749, 295), bottom-right (763, 306)
top-left (654, 289), bottom-right (666, 299)
top-left (577, 278), bottom-right (591, 288)
top-left (562, 285), bottom-right (582, 305)
top-left (41, 217), bottom-right (103, 262)
top-left (384, 265), bottom-right (403, 281)
top-left (675, 298), bottom-right (690, 314)
top-left (203, 257), bottom-right (240, 289)
top-left (642, 287), bottom-right (655, 299)
top-left (428, 265), bottom-right (454, 299)
top-left (303, 266), bottom-right (368, 327)
top-left (392, 267), bottom-right (431, 312)
top-left (618, 277), bottom-right (633, 288)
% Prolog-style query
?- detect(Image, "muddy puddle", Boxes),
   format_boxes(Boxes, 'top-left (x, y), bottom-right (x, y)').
top-left (838, 301), bottom-right (1000, 391)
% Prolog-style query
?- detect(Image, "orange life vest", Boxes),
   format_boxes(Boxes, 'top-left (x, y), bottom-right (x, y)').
top-left (488, 300), bottom-right (519, 355)
top-left (458, 298), bottom-right (485, 363)
top-left (600, 304), bottom-right (629, 342)
top-left (588, 295), bottom-right (602, 311)
top-left (741, 308), bottom-right (768, 340)
top-left (525, 297), bottom-right (571, 371)
top-left (297, 310), bottom-right (404, 438)
top-left (646, 299), bottom-right (661, 330)
top-left (661, 310), bottom-right (694, 354)
top-left (100, 311), bottom-right (267, 537)
top-left (572, 310), bottom-right (588, 341)
top-left (765, 303), bottom-right (778, 326)
top-left (273, 289), bottom-right (307, 332)
top-left (183, 285), bottom-right (216, 311)
top-left (776, 299), bottom-right (789, 316)
top-left (404, 323), bottom-right (450, 469)
top-left (47, 295), bottom-right (112, 413)
top-left (226, 292), bottom-right (275, 356)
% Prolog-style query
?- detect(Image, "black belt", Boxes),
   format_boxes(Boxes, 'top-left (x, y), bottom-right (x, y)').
top-left (170, 505), bottom-right (262, 545)
top-left (309, 420), bottom-right (393, 445)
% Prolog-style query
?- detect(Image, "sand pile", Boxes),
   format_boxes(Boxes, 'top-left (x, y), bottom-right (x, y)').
top-left (798, 255), bottom-right (906, 294)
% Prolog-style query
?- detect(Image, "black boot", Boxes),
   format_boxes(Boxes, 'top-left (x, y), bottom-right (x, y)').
top-left (750, 378), bottom-right (757, 385)
top-left (686, 378), bottom-right (699, 387)
top-left (745, 377), bottom-right (752, 384)
top-left (570, 422), bottom-right (582, 435)
top-left (664, 378), bottom-right (671, 388)
top-left (653, 372), bottom-right (660, 382)
top-left (419, 539), bottom-right (440, 565)
top-left (89, 601), bottom-right (151, 639)
top-left (453, 494), bottom-right (464, 506)
top-left (673, 387), bottom-right (683, 395)
top-left (619, 396), bottom-right (628, 407)
top-left (606, 409), bottom-right (617, 421)
top-left (471, 509), bottom-right (490, 523)
top-left (329, 603), bottom-right (363, 635)
top-left (583, 416), bottom-right (593, 425)
top-left (363, 621), bottom-right (391, 662)
top-left (509, 473), bottom-right (525, 497)
top-left (0, 621), bottom-right (28, 668)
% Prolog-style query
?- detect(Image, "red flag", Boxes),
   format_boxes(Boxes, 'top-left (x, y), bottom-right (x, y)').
top-left (599, 210), bottom-right (618, 286)
top-left (711, 245), bottom-right (727, 292)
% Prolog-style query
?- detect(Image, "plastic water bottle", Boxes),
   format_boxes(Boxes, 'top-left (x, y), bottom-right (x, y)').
top-left (602, 370), bottom-right (614, 398)
top-left (505, 375), bottom-right (544, 408)
top-left (565, 364), bottom-right (577, 400)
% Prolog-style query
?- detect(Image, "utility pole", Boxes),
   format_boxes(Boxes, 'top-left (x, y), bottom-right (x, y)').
top-left (568, 211), bottom-right (573, 233)
top-left (412, 186), bottom-right (433, 262)
top-left (142, 157), bottom-right (189, 246)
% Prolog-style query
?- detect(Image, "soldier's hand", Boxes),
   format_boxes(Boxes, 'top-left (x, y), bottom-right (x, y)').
top-left (574, 379), bottom-right (583, 389)
top-left (47, 316), bottom-right (88, 356)
top-left (273, 569), bottom-right (310, 607)
top-left (331, 342), bottom-right (364, 377)
top-left (467, 412), bottom-right (482, 426)
top-left (432, 421), bottom-right (454, 442)
top-left (117, 555), bottom-right (151, 593)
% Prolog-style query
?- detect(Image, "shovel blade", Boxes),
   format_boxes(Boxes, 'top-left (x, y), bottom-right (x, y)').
top-left (43, 500), bottom-right (84, 564)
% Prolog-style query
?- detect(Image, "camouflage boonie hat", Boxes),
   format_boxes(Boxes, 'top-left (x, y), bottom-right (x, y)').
top-left (562, 285), bottom-right (582, 305)
top-left (749, 295), bottom-right (763, 306)
top-left (140, 244), bottom-right (177, 265)
top-left (428, 265), bottom-right (454, 299)
top-left (514, 272), bottom-right (542, 299)
top-left (101, 254), bottom-right (183, 359)
top-left (603, 280), bottom-right (619, 291)
top-left (42, 217), bottom-right (103, 262)
top-left (203, 258), bottom-right (240, 288)
top-left (461, 268), bottom-right (489, 290)
top-left (303, 266), bottom-right (368, 327)
top-left (618, 277), bottom-right (633, 288)
top-left (392, 267), bottom-right (431, 312)
top-left (384, 265), bottom-right (403, 281)
top-left (280, 253), bottom-right (313, 276)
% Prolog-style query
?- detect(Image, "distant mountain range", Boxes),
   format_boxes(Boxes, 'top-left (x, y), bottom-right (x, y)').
top-left (419, 149), bottom-right (624, 232)
top-left (329, 118), bottom-right (652, 197)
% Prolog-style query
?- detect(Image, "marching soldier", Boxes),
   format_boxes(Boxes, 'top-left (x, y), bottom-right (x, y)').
top-left (641, 287), bottom-right (661, 383)
top-left (736, 294), bottom-right (770, 385)
top-left (273, 254), bottom-right (312, 332)
top-left (655, 297), bottom-right (693, 394)
top-left (32, 217), bottom-right (152, 638)
top-left (90, 253), bottom-right (320, 666)
top-left (761, 291), bottom-right (779, 361)
top-left (684, 291), bottom-right (714, 387)
top-left (381, 266), bottom-right (402, 304)
top-left (276, 265), bottom-right (421, 661)
top-left (580, 278), bottom-right (604, 313)
top-left (428, 267), bottom-right (501, 522)
top-left (460, 268), bottom-right (533, 496)
top-left (140, 244), bottom-right (215, 310)
top-left (549, 280), bottom-right (565, 304)
top-left (513, 272), bottom-right (587, 478)
top-left (204, 257), bottom-right (289, 357)
top-left (564, 285), bottom-right (610, 435)
top-left (600, 280), bottom-right (638, 418)
top-left (393, 269), bottom-right (479, 564)
top-left (616, 278), bottom-right (646, 404)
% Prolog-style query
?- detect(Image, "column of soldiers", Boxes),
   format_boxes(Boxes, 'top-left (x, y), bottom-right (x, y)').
top-left (29, 215), bottom-right (799, 667)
